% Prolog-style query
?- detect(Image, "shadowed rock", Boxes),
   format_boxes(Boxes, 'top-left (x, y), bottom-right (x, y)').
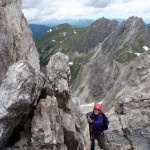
top-left (0, 61), bottom-right (45, 149)
top-left (31, 52), bottom-right (89, 150)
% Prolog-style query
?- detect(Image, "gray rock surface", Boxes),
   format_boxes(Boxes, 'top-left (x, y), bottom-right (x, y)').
top-left (103, 50), bottom-right (150, 150)
top-left (0, 61), bottom-right (45, 149)
top-left (73, 17), bottom-right (150, 104)
top-left (0, 0), bottom-right (40, 84)
top-left (73, 17), bottom-right (150, 149)
top-left (31, 52), bottom-right (89, 150)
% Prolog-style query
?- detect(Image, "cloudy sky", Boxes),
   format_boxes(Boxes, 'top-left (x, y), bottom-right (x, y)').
top-left (22, 0), bottom-right (150, 23)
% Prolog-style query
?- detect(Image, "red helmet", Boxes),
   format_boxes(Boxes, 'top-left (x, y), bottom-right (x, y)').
top-left (94, 103), bottom-right (102, 111)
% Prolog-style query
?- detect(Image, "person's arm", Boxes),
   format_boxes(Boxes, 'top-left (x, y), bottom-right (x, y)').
top-left (92, 115), bottom-right (103, 126)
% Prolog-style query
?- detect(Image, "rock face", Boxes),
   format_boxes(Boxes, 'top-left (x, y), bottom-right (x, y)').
top-left (72, 44), bottom-right (121, 104)
top-left (0, 0), bottom-right (40, 84)
top-left (104, 50), bottom-right (150, 150)
top-left (73, 17), bottom-right (150, 104)
top-left (72, 17), bottom-right (150, 149)
top-left (0, 61), bottom-right (45, 149)
top-left (31, 52), bottom-right (89, 150)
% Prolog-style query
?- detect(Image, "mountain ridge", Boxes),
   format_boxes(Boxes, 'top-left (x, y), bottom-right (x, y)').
top-left (36, 17), bottom-right (118, 72)
top-left (72, 16), bottom-right (150, 103)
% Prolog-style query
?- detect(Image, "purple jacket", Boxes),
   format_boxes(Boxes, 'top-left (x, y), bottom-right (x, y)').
top-left (86, 111), bottom-right (104, 135)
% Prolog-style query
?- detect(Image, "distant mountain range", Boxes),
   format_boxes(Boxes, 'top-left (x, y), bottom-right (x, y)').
top-left (29, 18), bottom-right (150, 39)
top-left (30, 19), bottom-right (95, 28)
top-left (34, 17), bottom-right (150, 84)
top-left (29, 19), bottom-right (94, 39)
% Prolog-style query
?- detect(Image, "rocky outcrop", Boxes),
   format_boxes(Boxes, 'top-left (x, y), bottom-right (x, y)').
top-left (1, 53), bottom-right (89, 150)
top-left (0, 61), bottom-right (45, 149)
top-left (103, 50), bottom-right (150, 150)
top-left (0, 0), bottom-right (40, 84)
top-left (31, 52), bottom-right (89, 150)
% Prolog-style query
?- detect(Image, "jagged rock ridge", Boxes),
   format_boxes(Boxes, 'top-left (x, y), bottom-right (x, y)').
top-left (31, 52), bottom-right (89, 150)
top-left (73, 16), bottom-right (150, 103)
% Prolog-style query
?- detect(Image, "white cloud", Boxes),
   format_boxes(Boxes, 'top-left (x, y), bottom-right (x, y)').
top-left (22, 0), bottom-right (150, 23)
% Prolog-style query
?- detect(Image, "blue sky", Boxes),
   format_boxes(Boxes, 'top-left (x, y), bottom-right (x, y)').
top-left (22, 0), bottom-right (150, 23)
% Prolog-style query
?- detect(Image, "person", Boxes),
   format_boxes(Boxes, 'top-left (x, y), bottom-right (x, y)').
top-left (86, 103), bottom-right (107, 150)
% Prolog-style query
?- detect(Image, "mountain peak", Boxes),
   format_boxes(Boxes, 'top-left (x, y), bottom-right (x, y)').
top-left (101, 16), bottom-right (150, 56)
top-left (125, 16), bottom-right (145, 28)
top-left (91, 17), bottom-right (118, 27)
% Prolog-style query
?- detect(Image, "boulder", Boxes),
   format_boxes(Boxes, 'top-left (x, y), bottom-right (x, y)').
top-left (0, 61), bottom-right (45, 149)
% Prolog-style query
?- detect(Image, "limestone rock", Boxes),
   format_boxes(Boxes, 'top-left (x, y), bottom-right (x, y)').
top-left (72, 17), bottom-right (150, 149)
top-left (0, 0), bottom-right (40, 84)
top-left (0, 61), bottom-right (45, 149)
top-left (46, 52), bottom-right (70, 109)
top-left (103, 51), bottom-right (150, 149)
top-left (31, 52), bottom-right (89, 150)
top-left (73, 17), bottom-right (150, 104)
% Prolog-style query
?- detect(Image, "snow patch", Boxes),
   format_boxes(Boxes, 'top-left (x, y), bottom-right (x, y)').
top-left (62, 32), bottom-right (67, 36)
top-left (73, 30), bottom-right (77, 34)
top-left (47, 29), bottom-right (52, 32)
top-left (143, 46), bottom-right (149, 51)
top-left (68, 62), bottom-right (73, 66)
top-left (134, 53), bottom-right (141, 56)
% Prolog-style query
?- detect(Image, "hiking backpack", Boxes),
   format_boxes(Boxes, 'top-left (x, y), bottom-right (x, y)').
top-left (101, 112), bottom-right (109, 131)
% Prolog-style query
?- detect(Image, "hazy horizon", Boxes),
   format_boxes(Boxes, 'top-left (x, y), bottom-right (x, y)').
top-left (22, 0), bottom-right (150, 25)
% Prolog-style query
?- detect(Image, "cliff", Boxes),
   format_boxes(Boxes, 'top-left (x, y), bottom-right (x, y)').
top-left (0, 0), bottom-right (40, 84)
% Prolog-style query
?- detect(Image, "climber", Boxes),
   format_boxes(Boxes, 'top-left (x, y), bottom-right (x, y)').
top-left (86, 103), bottom-right (108, 150)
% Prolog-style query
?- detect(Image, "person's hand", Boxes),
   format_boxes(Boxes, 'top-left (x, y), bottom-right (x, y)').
top-left (87, 117), bottom-right (93, 124)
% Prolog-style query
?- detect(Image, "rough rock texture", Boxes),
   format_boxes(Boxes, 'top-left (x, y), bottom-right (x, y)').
top-left (0, 0), bottom-right (40, 84)
top-left (31, 52), bottom-right (89, 150)
top-left (103, 50), bottom-right (150, 150)
top-left (72, 44), bottom-right (121, 104)
top-left (72, 17), bottom-right (150, 149)
top-left (0, 61), bottom-right (45, 149)
top-left (73, 17), bottom-right (150, 104)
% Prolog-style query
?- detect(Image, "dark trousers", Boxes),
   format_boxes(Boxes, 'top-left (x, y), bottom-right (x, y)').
top-left (91, 134), bottom-right (107, 150)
